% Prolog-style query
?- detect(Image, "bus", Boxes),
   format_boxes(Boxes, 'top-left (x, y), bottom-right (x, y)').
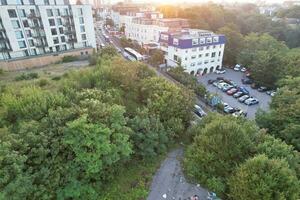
top-left (124, 47), bottom-right (143, 61)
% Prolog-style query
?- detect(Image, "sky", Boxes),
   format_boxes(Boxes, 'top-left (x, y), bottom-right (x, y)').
top-left (110, 0), bottom-right (286, 4)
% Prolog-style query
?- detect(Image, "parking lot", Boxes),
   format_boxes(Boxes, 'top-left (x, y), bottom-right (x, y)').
top-left (197, 68), bottom-right (272, 119)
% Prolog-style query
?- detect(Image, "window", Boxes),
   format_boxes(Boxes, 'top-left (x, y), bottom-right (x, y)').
top-left (59, 27), bottom-right (64, 34)
top-left (15, 31), bottom-right (24, 39)
top-left (191, 63), bottom-right (195, 67)
top-left (206, 46), bottom-right (210, 50)
top-left (205, 53), bottom-right (209, 57)
top-left (200, 38), bottom-right (205, 44)
top-left (198, 54), bottom-right (202, 58)
top-left (62, 44), bottom-right (67, 50)
top-left (173, 38), bottom-right (178, 45)
top-left (206, 37), bottom-right (212, 43)
top-left (29, 39), bottom-right (34, 47)
top-left (211, 52), bottom-right (216, 58)
top-left (32, 49), bottom-right (37, 55)
top-left (23, 20), bottom-right (29, 28)
top-left (199, 47), bottom-right (203, 51)
top-left (22, 49), bottom-right (29, 56)
top-left (83, 41), bottom-right (87, 47)
top-left (57, 18), bottom-right (62, 25)
top-left (204, 60), bottom-right (209, 64)
top-left (25, 30), bottom-right (32, 37)
top-left (219, 51), bottom-right (221, 56)
top-left (1, 0), bottom-right (7, 5)
top-left (197, 61), bottom-right (202, 65)
top-left (54, 9), bottom-right (60, 16)
top-left (18, 41), bottom-right (26, 48)
top-left (191, 55), bottom-right (196, 59)
top-left (213, 36), bottom-right (219, 43)
top-left (61, 36), bottom-right (65, 42)
top-left (51, 28), bottom-right (57, 35)
top-left (192, 38), bottom-right (198, 45)
top-left (19, 9), bottom-right (26, 17)
top-left (49, 19), bottom-right (55, 26)
top-left (29, 0), bottom-right (35, 4)
top-left (44, 0), bottom-right (49, 5)
top-left (46, 9), bottom-right (53, 17)
top-left (8, 9), bottom-right (17, 18)
top-left (80, 25), bottom-right (85, 33)
top-left (53, 37), bottom-right (59, 44)
top-left (16, 0), bottom-right (24, 5)
top-left (79, 17), bottom-right (84, 24)
top-left (81, 34), bottom-right (86, 40)
top-left (11, 20), bottom-right (20, 29)
top-left (192, 48), bottom-right (197, 52)
top-left (213, 45), bottom-right (216, 49)
top-left (78, 8), bottom-right (83, 15)
top-left (30, 9), bottom-right (35, 15)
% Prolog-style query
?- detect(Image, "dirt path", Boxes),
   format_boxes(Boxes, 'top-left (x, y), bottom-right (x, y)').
top-left (147, 148), bottom-right (208, 200)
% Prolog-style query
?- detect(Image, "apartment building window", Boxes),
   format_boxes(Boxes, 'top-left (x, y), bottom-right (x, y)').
top-left (18, 41), bottom-right (26, 48)
top-left (49, 19), bottom-right (55, 26)
top-left (23, 20), bottom-right (29, 28)
top-left (53, 37), bottom-right (59, 44)
top-left (8, 9), bottom-right (17, 18)
top-left (30, 9), bottom-right (35, 15)
top-left (57, 18), bottom-right (62, 26)
top-left (80, 25), bottom-right (85, 33)
top-left (29, 39), bottom-right (34, 47)
top-left (44, 0), bottom-right (49, 5)
top-left (206, 46), bottom-right (210, 50)
top-left (191, 55), bottom-right (196, 59)
top-left (59, 27), bottom-right (64, 34)
top-left (79, 17), bottom-right (84, 24)
top-left (81, 34), bottom-right (86, 40)
top-left (204, 60), bottom-right (209, 64)
top-left (192, 48), bottom-right (197, 52)
top-left (29, 0), bottom-right (35, 5)
top-left (198, 54), bottom-right (202, 58)
top-left (25, 30), bottom-right (32, 37)
top-left (192, 38), bottom-right (198, 45)
top-left (78, 8), bottom-right (83, 15)
top-left (191, 63), bottom-right (196, 67)
top-left (51, 28), bottom-right (57, 35)
top-left (15, 31), bottom-right (24, 39)
top-left (54, 9), bottom-right (60, 16)
top-left (61, 36), bottom-right (65, 42)
top-left (1, 0), bottom-right (7, 5)
top-left (46, 9), bottom-right (53, 17)
top-left (219, 51), bottom-right (221, 56)
top-left (19, 9), bottom-right (26, 17)
top-left (16, 0), bottom-right (24, 5)
top-left (213, 45), bottom-right (216, 49)
top-left (55, 45), bottom-right (60, 51)
top-left (11, 20), bottom-right (20, 29)
top-left (199, 47), bottom-right (203, 51)
top-left (83, 41), bottom-right (87, 47)
top-left (205, 53), bottom-right (209, 57)
top-left (22, 50), bottom-right (29, 56)
top-left (62, 44), bottom-right (67, 50)
top-left (211, 52), bottom-right (216, 58)
top-left (197, 61), bottom-right (202, 65)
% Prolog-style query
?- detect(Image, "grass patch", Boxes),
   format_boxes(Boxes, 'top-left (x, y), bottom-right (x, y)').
top-left (99, 156), bottom-right (164, 200)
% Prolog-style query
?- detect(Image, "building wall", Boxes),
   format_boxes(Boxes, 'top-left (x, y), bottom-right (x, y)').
top-left (0, 47), bottom-right (93, 71)
top-left (166, 44), bottom-right (225, 75)
top-left (0, 1), bottom-right (96, 62)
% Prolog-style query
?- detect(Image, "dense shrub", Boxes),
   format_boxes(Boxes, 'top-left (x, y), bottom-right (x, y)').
top-left (61, 55), bottom-right (78, 63)
top-left (15, 72), bottom-right (39, 81)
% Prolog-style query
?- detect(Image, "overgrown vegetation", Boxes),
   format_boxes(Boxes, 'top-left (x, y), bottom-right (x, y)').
top-left (61, 55), bottom-right (78, 63)
top-left (15, 72), bottom-right (39, 81)
top-left (0, 47), bottom-right (194, 199)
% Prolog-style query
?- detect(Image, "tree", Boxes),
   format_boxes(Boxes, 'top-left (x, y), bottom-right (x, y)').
top-left (148, 49), bottom-right (165, 67)
top-left (256, 76), bottom-right (300, 151)
top-left (184, 114), bottom-right (259, 195)
top-left (237, 33), bottom-right (288, 87)
top-left (229, 155), bottom-right (300, 200)
top-left (217, 24), bottom-right (244, 65)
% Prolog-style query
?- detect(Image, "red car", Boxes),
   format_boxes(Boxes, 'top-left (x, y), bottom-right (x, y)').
top-left (227, 88), bottom-right (238, 95)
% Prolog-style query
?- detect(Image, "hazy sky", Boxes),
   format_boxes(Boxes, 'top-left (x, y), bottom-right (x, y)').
top-left (113, 0), bottom-right (285, 3)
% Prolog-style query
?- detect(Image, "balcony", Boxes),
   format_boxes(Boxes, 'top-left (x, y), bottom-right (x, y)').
top-left (32, 32), bottom-right (46, 38)
top-left (27, 13), bottom-right (41, 19)
top-left (64, 29), bottom-right (76, 35)
top-left (63, 21), bottom-right (74, 27)
top-left (34, 41), bottom-right (48, 47)
top-left (67, 38), bottom-right (77, 43)
top-left (61, 13), bottom-right (73, 18)
top-left (30, 24), bottom-right (44, 30)
top-left (0, 46), bottom-right (12, 52)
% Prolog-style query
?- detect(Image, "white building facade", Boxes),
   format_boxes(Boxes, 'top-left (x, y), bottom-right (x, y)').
top-left (160, 29), bottom-right (226, 75)
top-left (0, 0), bottom-right (96, 61)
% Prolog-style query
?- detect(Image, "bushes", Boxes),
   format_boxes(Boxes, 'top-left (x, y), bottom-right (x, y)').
top-left (15, 72), bottom-right (39, 81)
top-left (0, 69), bottom-right (4, 75)
top-left (61, 55), bottom-right (78, 63)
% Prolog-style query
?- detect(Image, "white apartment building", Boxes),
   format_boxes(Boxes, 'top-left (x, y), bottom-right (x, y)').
top-left (0, 0), bottom-right (96, 61)
top-left (160, 29), bottom-right (226, 75)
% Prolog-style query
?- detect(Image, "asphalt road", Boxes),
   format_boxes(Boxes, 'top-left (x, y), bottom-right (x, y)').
top-left (147, 149), bottom-right (208, 200)
top-left (197, 68), bottom-right (272, 119)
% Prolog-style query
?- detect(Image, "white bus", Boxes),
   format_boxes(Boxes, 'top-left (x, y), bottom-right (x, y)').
top-left (124, 47), bottom-right (143, 61)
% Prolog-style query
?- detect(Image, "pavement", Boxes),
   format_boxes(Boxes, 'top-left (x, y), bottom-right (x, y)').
top-left (147, 148), bottom-right (208, 200)
top-left (197, 68), bottom-right (272, 119)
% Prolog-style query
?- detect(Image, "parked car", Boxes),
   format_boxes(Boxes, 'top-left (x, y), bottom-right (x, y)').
top-left (241, 67), bottom-right (247, 72)
top-left (241, 78), bottom-right (253, 84)
top-left (213, 81), bottom-right (220, 87)
top-left (227, 88), bottom-right (238, 95)
top-left (194, 105), bottom-right (207, 117)
top-left (224, 106), bottom-right (239, 114)
top-left (238, 86), bottom-right (250, 95)
top-left (208, 79), bottom-right (215, 84)
top-left (222, 84), bottom-right (233, 92)
top-left (215, 69), bottom-right (226, 74)
top-left (244, 98), bottom-right (259, 105)
top-left (238, 95), bottom-right (250, 103)
top-left (218, 82), bottom-right (228, 89)
top-left (234, 64), bottom-right (241, 71)
top-left (258, 86), bottom-right (268, 92)
top-left (233, 110), bottom-right (247, 117)
top-left (229, 80), bottom-right (238, 87)
top-left (233, 91), bottom-right (244, 98)
top-left (270, 91), bottom-right (276, 96)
